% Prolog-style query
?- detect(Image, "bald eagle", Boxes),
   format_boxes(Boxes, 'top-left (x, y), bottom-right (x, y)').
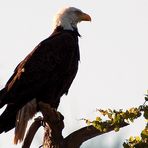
top-left (0, 7), bottom-right (91, 143)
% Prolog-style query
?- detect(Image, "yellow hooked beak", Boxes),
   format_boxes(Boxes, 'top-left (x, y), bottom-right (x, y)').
top-left (80, 12), bottom-right (91, 21)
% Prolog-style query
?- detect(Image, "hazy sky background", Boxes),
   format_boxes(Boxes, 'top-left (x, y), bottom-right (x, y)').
top-left (0, 0), bottom-right (148, 148)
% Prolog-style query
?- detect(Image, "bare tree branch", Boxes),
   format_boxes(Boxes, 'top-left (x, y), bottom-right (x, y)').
top-left (22, 117), bottom-right (42, 148)
top-left (23, 102), bottom-right (129, 148)
top-left (63, 122), bottom-right (129, 148)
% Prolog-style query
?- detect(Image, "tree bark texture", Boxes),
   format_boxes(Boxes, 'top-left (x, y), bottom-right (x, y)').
top-left (23, 102), bottom-right (129, 148)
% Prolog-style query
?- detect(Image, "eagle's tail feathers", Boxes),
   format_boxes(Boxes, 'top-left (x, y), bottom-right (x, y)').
top-left (14, 99), bottom-right (37, 144)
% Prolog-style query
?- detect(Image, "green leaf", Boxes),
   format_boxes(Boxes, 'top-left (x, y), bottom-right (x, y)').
top-left (141, 128), bottom-right (148, 139)
top-left (114, 127), bottom-right (120, 132)
top-left (144, 111), bottom-right (148, 119)
top-left (85, 119), bottom-right (90, 125)
top-left (93, 122), bottom-right (102, 131)
top-left (96, 117), bottom-right (102, 122)
top-left (145, 96), bottom-right (148, 101)
top-left (108, 108), bottom-right (113, 113)
top-left (107, 113), bottom-right (113, 119)
top-left (129, 136), bottom-right (134, 142)
top-left (135, 136), bottom-right (141, 142)
top-left (123, 142), bottom-right (130, 148)
top-left (103, 128), bottom-right (107, 132)
top-left (143, 106), bottom-right (148, 119)
top-left (98, 109), bottom-right (108, 116)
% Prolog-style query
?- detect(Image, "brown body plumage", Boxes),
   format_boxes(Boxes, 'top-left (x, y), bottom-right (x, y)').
top-left (0, 7), bottom-right (91, 143)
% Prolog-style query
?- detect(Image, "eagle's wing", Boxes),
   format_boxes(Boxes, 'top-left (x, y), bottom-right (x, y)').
top-left (4, 32), bottom-right (77, 106)
top-left (0, 32), bottom-right (78, 133)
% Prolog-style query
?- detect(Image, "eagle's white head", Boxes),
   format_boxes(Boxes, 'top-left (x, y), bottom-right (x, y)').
top-left (53, 7), bottom-right (91, 31)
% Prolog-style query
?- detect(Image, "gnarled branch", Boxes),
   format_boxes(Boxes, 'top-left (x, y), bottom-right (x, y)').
top-left (22, 117), bottom-right (42, 148)
top-left (63, 122), bottom-right (128, 148)
top-left (39, 102), bottom-right (64, 147)
top-left (23, 102), bottom-right (129, 148)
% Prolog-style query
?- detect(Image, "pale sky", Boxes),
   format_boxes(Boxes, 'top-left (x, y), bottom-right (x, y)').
top-left (0, 0), bottom-right (148, 148)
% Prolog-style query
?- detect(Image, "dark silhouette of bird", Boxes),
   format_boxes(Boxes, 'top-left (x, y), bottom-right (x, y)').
top-left (0, 6), bottom-right (91, 144)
